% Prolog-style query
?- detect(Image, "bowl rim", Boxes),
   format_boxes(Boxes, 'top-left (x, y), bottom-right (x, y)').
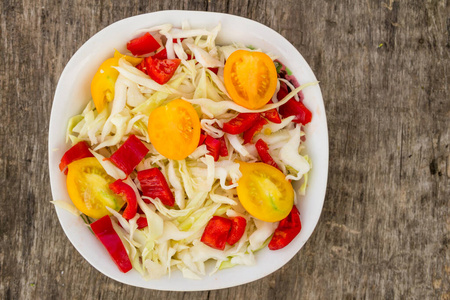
top-left (48, 10), bottom-right (328, 291)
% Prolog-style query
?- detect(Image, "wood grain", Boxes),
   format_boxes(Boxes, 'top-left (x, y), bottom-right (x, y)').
top-left (0, 0), bottom-right (448, 299)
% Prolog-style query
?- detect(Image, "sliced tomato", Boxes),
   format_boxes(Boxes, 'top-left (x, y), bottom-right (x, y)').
top-left (255, 139), bottom-right (280, 170)
top-left (226, 217), bottom-right (247, 246)
top-left (109, 135), bottom-right (149, 176)
top-left (137, 168), bottom-right (175, 206)
top-left (268, 206), bottom-right (302, 250)
top-left (204, 135), bottom-right (221, 161)
top-left (59, 141), bottom-right (94, 175)
top-left (126, 32), bottom-right (160, 56)
top-left (144, 56), bottom-right (181, 85)
top-left (148, 99), bottom-right (201, 160)
top-left (109, 179), bottom-right (137, 220)
top-left (236, 161), bottom-right (294, 222)
top-left (91, 57), bottom-right (120, 113)
top-left (201, 216), bottom-right (232, 250)
top-left (113, 50), bottom-right (143, 66)
top-left (66, 157), bottom-right (125, 219)
top-left (224, 50), bottom-right (278, 109)
top-left (222, 113), bottom-right (261, 135)
top-left (243, 118), bottom-right (268, 144)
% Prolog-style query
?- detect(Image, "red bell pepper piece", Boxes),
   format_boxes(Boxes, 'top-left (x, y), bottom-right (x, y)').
top-left (136, 60), bottom-right (147, 73)
top-left (226, 217), bottom-right (247, 246)
top-left (59, 141), bottom-right (94, 175)
top-left (198, 131), bottom-right (207, 146)
top-left (279, 99), bottom-right (312, 125)
top-left (144, 56), bottom-right (181, 85)
top-left (109, 135), bottom-right (149, 176)
top-left (109, 180), bottom-right (137, 220)
top-left (218, 136), bottom-right (228, 157)
top-left (208, 67), bottom-right (219, 74)
top-left (255, 139), bottom-right (280, 170)
top-left (261, 100), bottom-right (282, 124)
top-left (204, 135), bottom-right (221, 161)
top-left (136, 216), bottom-right (148, 229)
top-left (268, 206), bottom-right (302, 250)
top-left (153, 48), bottom-right (168, 59)
top-left (127, 32), bottom-right (160, 56)
top-left (90, 216), bottom-right (132, 273)
top-left (201, 216), bottom-right (232, 250)
top-left (137, 168), bottom-right (175, 206)
top-left (222, 113), bottom-right (261, 135)
top-left (243, 118), bottom-right (268, 144)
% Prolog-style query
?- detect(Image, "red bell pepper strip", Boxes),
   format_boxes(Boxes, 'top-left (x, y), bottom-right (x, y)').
top-left (279, 99), bottom-right (312, 125)
top-left (204, 135), bottom-right (221, 161)
top-left (261, 100), bottom-right (282, 124)
top-left (144, 56), bottom-right (181, 85)
top-left (59, 141), bottom-right (94, 175)
top-left (222, 113), bottom-right (261, 135)
top-left (201, 216), bottom-right (232, 250)
top-left (243, 118), bottom-right (268, 144)
top-left (198, 131), bottom-right (207, 146)
top-left (137, 168), bottom-right (175, 206)
top-left (268, 206), bottom-right (302, 250)
top-left (109, 180), bottom-right (137, 220)
top-left (218, 136), bottom-right (228, 157)
top-left (208, 67), bottom-right (219, 74)
top-left (127, 32), bottom-right (160, 56)
top-left (153, 48), bottom-right (168, 59)
top-left (255, 139), bottom-right (280, 170)
top-left (109, 135), bottom-right (149, 176)
top-left (136, 216), bottom-right (148, 229)
top-left (226, 217), bottom-right (247, 246)
top-left (90, 216), bottom-right (132, 273)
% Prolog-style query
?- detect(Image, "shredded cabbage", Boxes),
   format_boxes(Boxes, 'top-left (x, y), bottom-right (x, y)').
top-left (61, 21), bottom-right (314, 280)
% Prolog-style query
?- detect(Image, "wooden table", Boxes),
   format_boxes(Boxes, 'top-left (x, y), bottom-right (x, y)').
top-left (1, 1), bottom-right (448, 299)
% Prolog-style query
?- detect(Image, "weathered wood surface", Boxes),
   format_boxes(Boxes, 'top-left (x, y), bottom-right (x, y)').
top-left (0, 0), bottom-right (448, 299)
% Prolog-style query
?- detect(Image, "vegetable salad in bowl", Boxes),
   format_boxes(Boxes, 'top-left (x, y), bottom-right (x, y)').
top-left (49, 11), bottom-right (328, 290)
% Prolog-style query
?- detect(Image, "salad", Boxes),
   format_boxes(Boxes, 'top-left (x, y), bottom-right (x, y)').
top-left (54, 22), bottom-right (316, 279)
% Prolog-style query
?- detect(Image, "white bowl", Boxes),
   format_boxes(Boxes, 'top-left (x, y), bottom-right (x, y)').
top-left (48, 10), bottom-right (328, 291)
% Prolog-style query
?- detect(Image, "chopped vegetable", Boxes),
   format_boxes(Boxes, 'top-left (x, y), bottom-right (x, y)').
top-left (148, 99), bottom-right (201, 160)
top-left (261, 100), bottom-right (282, 124)
top-left (279, 99), bottom-right (312, 125)
top-left (227, 217), bottom-right (247, 246)
top-left (237, 161), bottom-right (294, 222)
top-left (224, 50), bottom-right (278, 109)
top-left (204, 135), bottom-right (221, 161)
top-left (268, 206), bottom-right (301, 250)
top-left (109, 135), bottom-right (149, 176)
top-left (136, 216), bottom-right (148, 229)
top-left (126, 32), bottom-right (160, 56)
top-left (91, 57), bottom-right (119, 113)
top-left (200, 216), bottom-right (232, 250)
top-left (222, 113), bottom-right (261, 135)
top-left (137, 168), bottom-right (175, 206)
top-left (59, 141), bottom-right (94, 175)
top-left (109, 179), bottom-right (137, 220)
top-left (243, 118), bottom-right (268, 144)
top-left (143, 56), bottom-right (181, 85)
top-left (255, 139), bottom-right (280, 170)
top-left (66, 157), bottom-right (125, 219)
top-left (90, 215), bottom-right (132, 272)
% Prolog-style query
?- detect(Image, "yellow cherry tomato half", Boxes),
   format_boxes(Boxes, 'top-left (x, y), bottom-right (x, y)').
top-left (66, 157), bottom-right (125, 219)
top-left (91, 57), bottom-right (119, 113)
top-left (236, 161), bottom-right (294, 222)
top-left (148, 99), bottom-right (201, 160)
top-left (113, 50), bottom-right (143, 66)
top-left (224, 50), bottom-right (278, 110)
